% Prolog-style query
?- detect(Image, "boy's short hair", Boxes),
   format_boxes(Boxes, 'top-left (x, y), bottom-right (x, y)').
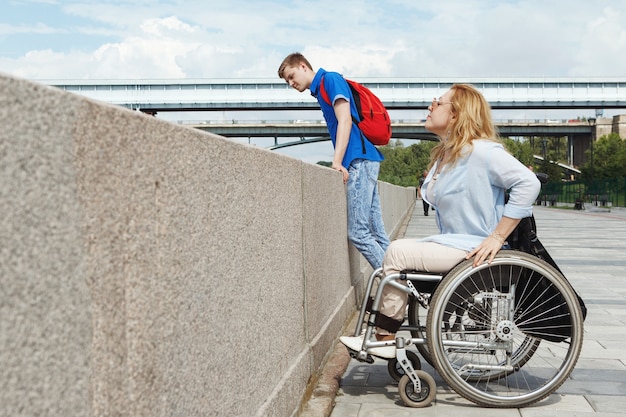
top-left (277, 52), bottom-right (313, 79)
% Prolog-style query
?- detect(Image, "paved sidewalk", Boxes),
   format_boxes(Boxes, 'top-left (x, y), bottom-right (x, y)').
top-left (329, 204), bottom-right (626, 417)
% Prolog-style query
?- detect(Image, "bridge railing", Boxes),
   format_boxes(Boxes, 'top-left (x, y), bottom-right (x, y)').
top-left (47, 78), bottom-right (626, 111)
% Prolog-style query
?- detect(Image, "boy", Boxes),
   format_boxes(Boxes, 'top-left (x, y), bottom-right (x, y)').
top-left (278, 53), bottom-right (389, 269)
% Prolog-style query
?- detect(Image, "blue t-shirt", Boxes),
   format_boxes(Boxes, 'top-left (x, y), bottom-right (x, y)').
top-left (310, 68), bottom-right (384, 167)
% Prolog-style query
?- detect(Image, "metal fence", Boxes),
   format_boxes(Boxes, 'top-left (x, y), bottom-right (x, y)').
top-left (538, 177), bottom-right (626, 208)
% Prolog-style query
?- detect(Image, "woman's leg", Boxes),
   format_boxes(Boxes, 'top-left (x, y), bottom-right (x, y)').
top-left (376, 239), bottom-right (468, 336)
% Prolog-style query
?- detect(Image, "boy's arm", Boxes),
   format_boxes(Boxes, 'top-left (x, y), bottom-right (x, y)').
top-left (332, 98), bottom-right (351, 183)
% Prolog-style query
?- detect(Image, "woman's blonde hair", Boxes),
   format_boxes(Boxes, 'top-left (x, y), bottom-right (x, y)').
top-left (429, 84), bottom-right (501, 169)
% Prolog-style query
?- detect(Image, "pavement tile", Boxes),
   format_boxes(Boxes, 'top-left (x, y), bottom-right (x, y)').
top-left (586, 395), bottom-right (626, 413)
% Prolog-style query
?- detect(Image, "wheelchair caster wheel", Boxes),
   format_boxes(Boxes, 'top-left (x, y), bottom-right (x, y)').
top-left (398, 371), bottom-right (436, 408)
top-left (387, 350), bottom-right (421, 382)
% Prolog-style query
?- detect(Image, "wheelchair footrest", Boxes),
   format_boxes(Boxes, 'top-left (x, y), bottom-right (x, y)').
top-left (348, 349), bottom-right (375, 364)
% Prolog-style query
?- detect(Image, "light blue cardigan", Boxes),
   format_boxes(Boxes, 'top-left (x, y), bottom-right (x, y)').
top-left (421, 139), bottom-right (541, 252)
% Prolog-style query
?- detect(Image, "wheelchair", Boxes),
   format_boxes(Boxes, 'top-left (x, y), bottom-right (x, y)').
top-left (346, 238), bottom-right (586, 408)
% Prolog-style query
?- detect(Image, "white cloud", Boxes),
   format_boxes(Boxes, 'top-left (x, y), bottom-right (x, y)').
top-left (2, 0), bottom-right (626, 80)
top-left (302, 44), bottom-right (406, 77)
top-left (571, 6), bottom-right (626, 76)
top-left (1, 49), bottom-right (92, 79)
top-left (0, 22), bottom-right (62, 35)
top-left (87, 16), bottom-right (204, 79)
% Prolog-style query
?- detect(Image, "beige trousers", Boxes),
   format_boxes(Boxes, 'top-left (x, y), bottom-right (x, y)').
top-left (377, 239), bottom-right (468, 336)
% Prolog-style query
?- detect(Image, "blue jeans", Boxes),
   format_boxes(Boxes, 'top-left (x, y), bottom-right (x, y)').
top-left (346, 159), bottom-right (390, 269)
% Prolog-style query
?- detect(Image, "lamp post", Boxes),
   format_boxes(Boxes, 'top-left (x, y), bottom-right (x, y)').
top-left (588, 118), bottom-right (596, 184)
top-left (541, 137), bottom-right (548, 170)
top-left (588, 118), bottom-right (596, 206)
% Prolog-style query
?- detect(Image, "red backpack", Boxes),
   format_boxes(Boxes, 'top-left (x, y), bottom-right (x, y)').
top-left (320, 76), bottom-right (392, 146)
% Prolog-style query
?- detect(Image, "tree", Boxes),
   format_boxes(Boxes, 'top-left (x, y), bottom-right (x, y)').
top-left (580, 133), bottom-right (626, 180)
top-left (379, 140), bottom-right (436, 187)
top-left (502, 137), bottom-right (534, 167)
top-left (341, 135), bottom-right (597, 188)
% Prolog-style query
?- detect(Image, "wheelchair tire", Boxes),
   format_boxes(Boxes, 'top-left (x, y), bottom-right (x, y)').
top-left (398, 371), bottom-right (436, 408)
top-left (426, 250), bottom-right (584, 408)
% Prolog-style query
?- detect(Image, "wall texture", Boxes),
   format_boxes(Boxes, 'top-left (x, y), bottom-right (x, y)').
top-left (0, 74), bottom-right (416, 417)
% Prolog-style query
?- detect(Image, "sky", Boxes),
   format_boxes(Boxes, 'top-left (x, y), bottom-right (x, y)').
top-left (2, 0), bottom-right (625, 162)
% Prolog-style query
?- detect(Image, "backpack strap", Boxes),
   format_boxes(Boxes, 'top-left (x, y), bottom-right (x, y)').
top-left (319, 75), bottom-right (366, 154)
top-left (319, 76), bottom-right (331, 106)
top-left (320, 77), bottom-right (361, 124)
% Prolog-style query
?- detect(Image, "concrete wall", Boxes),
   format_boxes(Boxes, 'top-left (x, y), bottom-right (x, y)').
top-left (595, 115), bottom-right (626, 140)
top-left (0, 74), bottom-right (416, 417)
top-left (610, 114), bottom-right (626, 138)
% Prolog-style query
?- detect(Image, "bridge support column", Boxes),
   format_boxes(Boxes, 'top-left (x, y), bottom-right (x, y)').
top-left (567, 134), bottom-right (574, 167)
top-left (571, 133), bottom-right (590, 167)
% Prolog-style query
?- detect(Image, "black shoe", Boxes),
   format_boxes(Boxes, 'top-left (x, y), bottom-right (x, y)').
top-left (424, 212), bottom-right (429, 216)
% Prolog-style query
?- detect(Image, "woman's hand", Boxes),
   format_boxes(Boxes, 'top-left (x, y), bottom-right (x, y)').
top-left (466, 216), bottom-right (521, 267)
top-left (466, 233), bottom-right (505, 267)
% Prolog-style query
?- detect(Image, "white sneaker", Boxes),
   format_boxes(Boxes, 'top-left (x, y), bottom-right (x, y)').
top-left (340, 335), bottom-right (366, 351)
top-left (340, 335), bottom-right (396, 359)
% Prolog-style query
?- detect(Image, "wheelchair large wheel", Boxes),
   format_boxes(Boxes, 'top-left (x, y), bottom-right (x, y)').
top-left (426, 250), bottom-right (584, 408)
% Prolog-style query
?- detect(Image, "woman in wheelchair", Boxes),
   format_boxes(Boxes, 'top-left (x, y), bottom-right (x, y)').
top-left (340, 84), bottom-right (541, 358)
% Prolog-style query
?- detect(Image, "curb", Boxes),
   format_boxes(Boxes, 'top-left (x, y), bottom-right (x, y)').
top-left (298, 342), bottom-right (351, 417)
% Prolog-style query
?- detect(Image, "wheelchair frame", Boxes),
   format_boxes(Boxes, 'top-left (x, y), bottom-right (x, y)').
top-left (346, 249), bottom-right (585, 408)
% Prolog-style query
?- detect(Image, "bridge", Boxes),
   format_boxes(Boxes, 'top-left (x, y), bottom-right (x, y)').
top-left (44, 77), bottom-right (625, 168)
top-left (186, 118), bottom-right (596, 166)
top-left (187, 119), bottom-right (592, 140)
top-left (45, 77), bottom-right (626, 112)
